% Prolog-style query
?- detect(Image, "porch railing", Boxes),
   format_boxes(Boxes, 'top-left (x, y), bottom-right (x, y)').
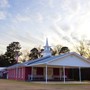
top-left (28, 75), bottom-right (44, 81)
top-left (28, 75), bottom-right (68, 81)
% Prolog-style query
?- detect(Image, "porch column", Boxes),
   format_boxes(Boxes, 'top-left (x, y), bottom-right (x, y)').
top-left (45, 65), bottom-right (48, 83)
top-left (31, 67), bottom-right (33, 81)
top-left (79, 67), bottom-right (81, 82)
top-left (63, 66), bottom-right (66, 83)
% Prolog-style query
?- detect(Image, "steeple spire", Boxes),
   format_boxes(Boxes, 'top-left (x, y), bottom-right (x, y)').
top-left (46, 38), bottom-right (48, 46)
top-left (42, 38), bottom-right (52, 57)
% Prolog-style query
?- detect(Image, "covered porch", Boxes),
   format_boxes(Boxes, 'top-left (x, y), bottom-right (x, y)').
top-left (28, 65), bottom-right (90, 83)
top-left (28, 66), bottom-right (68, 81)
top-left (27, 52), bottom-right (90, 83)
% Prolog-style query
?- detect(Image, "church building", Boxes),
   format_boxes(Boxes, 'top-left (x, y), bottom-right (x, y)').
top-left (7, 39), bottom-right (90, 83)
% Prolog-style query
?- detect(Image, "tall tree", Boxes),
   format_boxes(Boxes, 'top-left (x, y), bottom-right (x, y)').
top-left (5, 42), bottom-right (21, 65)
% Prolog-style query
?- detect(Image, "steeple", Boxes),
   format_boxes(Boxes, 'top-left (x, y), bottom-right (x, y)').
top-left (46, 38), bottom-right (49, 47)
top-left (42, 38), bottom-right (52, 57)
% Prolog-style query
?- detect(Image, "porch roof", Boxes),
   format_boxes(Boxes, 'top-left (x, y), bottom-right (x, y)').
top-left (0, 67), bottom-right (6, 71)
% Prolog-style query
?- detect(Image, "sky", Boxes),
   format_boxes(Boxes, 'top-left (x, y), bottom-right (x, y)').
top-left (0, 0), bottom-right (90, 53)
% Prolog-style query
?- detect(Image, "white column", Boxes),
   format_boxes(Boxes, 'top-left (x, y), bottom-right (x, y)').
top-left (79, 67), bottom-right (81, 82)
top-left (45, 65), bottom-right (48, 83)
top-left (63, 66), bottom-right (66, 83)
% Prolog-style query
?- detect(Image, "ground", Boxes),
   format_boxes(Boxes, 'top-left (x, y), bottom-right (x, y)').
top-left (0, 79), bottom-right (90, 90)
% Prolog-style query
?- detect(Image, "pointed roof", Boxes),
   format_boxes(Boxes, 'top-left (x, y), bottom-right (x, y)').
top-left (46, 38), bottom-right (49, 46)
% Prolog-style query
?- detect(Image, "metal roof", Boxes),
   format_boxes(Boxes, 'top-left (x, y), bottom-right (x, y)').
top-left (7, 52), bottom-right (90, 69)
top-left (26, 52), bottom-right (90, 67)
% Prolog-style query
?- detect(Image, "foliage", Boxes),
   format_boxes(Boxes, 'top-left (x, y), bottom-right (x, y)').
top-left (75, 39), bottom-right (90, 58)
top-left (0, 42), bottom-right (21, 66)
top-left (5, 42), bottom-right (21, 65)
top-left (59, 46), bottom-right (70, 54)
top-left (75, 40), bottom-right (86, 56)
top-left (20, 50), bottom-right (30, 62)
top-left (52, 45), bottom-right (62, 55)
top-left (28, 45), bottom-right (69, 59)
top-left (29, 48), bottom-right (40, 60)
top-left (0, 54), bottom-right (10, 67)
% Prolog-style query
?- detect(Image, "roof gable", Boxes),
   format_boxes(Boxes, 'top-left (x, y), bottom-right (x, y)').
top-left (48, 54), bottom-right (90, 67)
top-left (27, 52), bottom-right (90, 67)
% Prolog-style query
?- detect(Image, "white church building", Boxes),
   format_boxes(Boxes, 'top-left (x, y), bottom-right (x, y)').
top-left (7, 39), bottom-right (90, 83)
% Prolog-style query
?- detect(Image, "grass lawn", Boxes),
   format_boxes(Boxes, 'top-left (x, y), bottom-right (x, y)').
top-left (0, 79), bottom-right (90, 90)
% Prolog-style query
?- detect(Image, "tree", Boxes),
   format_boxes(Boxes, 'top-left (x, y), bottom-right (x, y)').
top-left (5, 42), bottom-right (21, 66)
top-left (52, 45), bottom-right (62, 55)
top-left (85, 47), bottom-right (90, 59)
top-left (20, 50), bottom-right (30, 62)
top-left (29, 48), bottom-right (40, 60)
top-left (59, 46), bottom-right (70, 54)
top-left (52, 49), bottom-right (57, 56)
top-left (75, 40), bottom-right (86, 56)
top-left (0, 54), bottom-right (10, 67)
top-left (75, 39), bottom-right (90, 58)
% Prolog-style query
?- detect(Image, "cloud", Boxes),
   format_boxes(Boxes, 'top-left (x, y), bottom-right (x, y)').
top-left (14, 14), bottom-right (31, 22)
top-left (38, 0), bottom-right (54, 8)
top-left (36, 13), bottom-right (44, 23)
top-left (1, 0), bottom-right (90, 53)
top-left (0, 11), bottom-right (6, 20)
top-left (60, 24), bottom-right (70, 31)
top-left (50, 0), bottom-right (90, 43)
top-left (48, 0), bottom-right (54, 8)
top-left (62, 36), bottom-right (71, 43)
top-left (0, 0), bottom-right (10, 8)
top-left (0, 28), bottom-right (44, 52)
top-left (0, 0), bottom-right (10, 20)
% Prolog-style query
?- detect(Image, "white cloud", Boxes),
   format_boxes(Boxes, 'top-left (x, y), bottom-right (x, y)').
top-left (48, 0), bottom-right (54, 8)
top-left (36, 13), bottom-right (44, 23)
top-left (0, 0), bottom-right (10, 8)
top-left (12, 14), bottom-right (31, 23)
top-left (1, 0), bottom-right (90, 53)
top-left (51, 0), bottom-right (90, 41)
top-left (0, 0), bottom-right (10, 20)
top-left (0, 11), bottom-right (6, 20)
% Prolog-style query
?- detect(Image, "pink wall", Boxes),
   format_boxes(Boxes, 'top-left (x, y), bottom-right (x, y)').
top-left (8, 67), bottom-right (32, 81)
top-left (8, 67), bottom-right (70, 81)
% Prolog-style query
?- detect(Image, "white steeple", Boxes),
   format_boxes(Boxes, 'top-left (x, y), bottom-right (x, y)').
top-left (42, 38), bottom-right (52, 57)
